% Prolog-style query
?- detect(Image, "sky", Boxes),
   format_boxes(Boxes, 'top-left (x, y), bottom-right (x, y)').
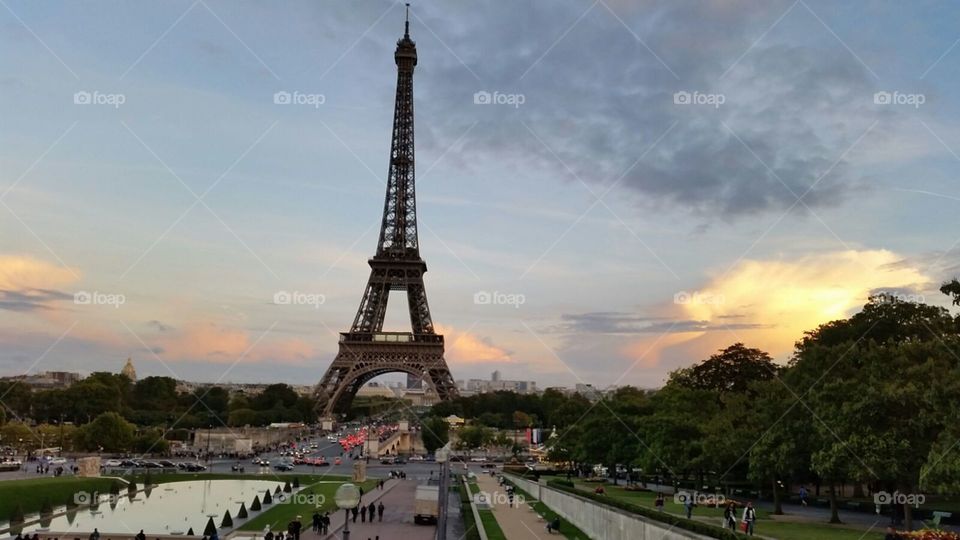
top-left (1, 0), bottom-right (959, 389)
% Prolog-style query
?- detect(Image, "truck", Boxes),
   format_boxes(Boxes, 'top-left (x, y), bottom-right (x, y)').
top-left (413, 484), bottom-right (440, 525)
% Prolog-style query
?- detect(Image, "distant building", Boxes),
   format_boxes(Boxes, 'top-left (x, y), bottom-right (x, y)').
top-left (458, 371), bottom-right (538, 395)
top-left (406, 373), bottom-right (423, 389)
top-left (1, 371), bottom-right (81, 389)
top-left (491, 370), bottom-right (501, 382)
top-left (121, 358), bottom-right (137, 381)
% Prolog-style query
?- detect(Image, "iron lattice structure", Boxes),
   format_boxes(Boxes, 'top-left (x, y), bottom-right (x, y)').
top-left (314, 11), bottom-right (458, 417)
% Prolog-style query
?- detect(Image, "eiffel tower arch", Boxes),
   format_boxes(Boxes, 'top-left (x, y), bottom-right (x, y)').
top-left (314, 6), bottom-right (457, 417)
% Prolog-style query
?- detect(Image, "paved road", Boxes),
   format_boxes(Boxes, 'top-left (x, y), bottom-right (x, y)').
top-left (302, 478), bottom-right (436, 540)
top-left (476, 472), bottom-right (551, 540)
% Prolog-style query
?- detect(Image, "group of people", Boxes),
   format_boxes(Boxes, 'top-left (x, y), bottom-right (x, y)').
top-left (721, 501), bottom-right (757, 536)
top-left (310, 511), bottom-right (331, 534)
top-left (350, 501), bottom-right (385, 523)
top-left (262, 515), bottom-right (302, 540)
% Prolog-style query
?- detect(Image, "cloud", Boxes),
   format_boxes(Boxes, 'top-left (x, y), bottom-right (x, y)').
top-left (435, 324), bottom-right (511, 364)
top-left (154, 321), bottom-right (315, 364)
top-left (0, 255), bottom-right (78, 312)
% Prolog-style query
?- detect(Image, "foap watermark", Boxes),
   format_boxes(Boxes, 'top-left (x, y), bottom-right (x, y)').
top-left (673, 90), bottom-right (725, 108)
top-left (674, 490), bottom-right (726, 506)
top-left (474, 290), bottom-right (525, 308)
top-left (74, 90), bottom-right (126, 108)
top-left (874, 491), bottom-right (925, 508)
top-left (673, 290), bottom-right (724, 306)
top-left (475, 490), bottom-right (524, 506)
top-left (74, 290), bottom-right (125, 308)
top-left (473, 90), bottom-right (525, 108)
top-left (273, 91), bottom-right (325, 108)
top-left (874, 91), bottom-right (925, 109)
top-left (273, 290), bottom-right (325, 309)
top-left (272, 491), bottom-right (327, 507)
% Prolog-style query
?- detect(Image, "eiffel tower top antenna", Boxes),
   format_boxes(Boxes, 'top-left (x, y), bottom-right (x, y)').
top-left (404, 3), bottom-right (410, 38)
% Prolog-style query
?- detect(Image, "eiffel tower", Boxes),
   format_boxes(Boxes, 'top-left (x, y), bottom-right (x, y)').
top-left (314, 6), bottom-right (458, 417)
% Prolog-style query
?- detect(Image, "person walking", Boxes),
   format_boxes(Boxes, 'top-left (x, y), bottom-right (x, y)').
top-left (377, 501), bottom-right (384, 522)
top-left (654, 493), bottom-right (664, 512)
top-left (723, 503), bottom-right (737, 531)
top-left (742, 501), bottom-right (757, 536)
top-left (351, 506), bottom-right (358, 523)
top-left (799, 485), bottom-right (808, 507)
top-left (360, 503), bottom-right (367, 523)
top-left (323, 512), bottom-right (330, 534)
top-left (90, 529), bottom-right (100, 540)
top-left (684, 496), bottom-right (695, 519)
top-left (312, 512), bottom-right (320, 533)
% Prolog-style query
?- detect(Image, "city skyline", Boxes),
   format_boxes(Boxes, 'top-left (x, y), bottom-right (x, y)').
top-left (2, 1), bottom-right (960, 389)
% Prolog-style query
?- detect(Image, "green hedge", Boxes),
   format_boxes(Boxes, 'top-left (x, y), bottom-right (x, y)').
top-left (457, 481), bottom-right (481, 540)
top-left (546, 480), bottom-right (748, 540)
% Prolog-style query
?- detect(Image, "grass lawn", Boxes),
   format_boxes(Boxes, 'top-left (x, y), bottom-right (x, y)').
top-left (466, 477), bottom-right (507, 540)
top-left (239, 478), bottom-right (377, 532)
top-left (456, 480), bottom-right (481, 540)
top-left (120, 472), bottom-right (351, 485)
top-left (0, 476), bottom-right (126, 522)
top-left (574, 482), bottom-right (885, 540)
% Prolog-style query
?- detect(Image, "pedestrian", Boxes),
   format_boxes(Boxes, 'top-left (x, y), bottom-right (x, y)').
top-left (377, 501), bottom-right (384, 521)
top-left (264, 530), bottom-right (273, 540)
top-left (799, 485), bottom-right (808, 507)
top-left (360, 504), bottom-right (367, 522)
top-left (323, 512), bottom-right (330, 534)
top-left (90, 528), bottom-right (100, 540)
top-left (368, 501), bottom-right (375, 521)
top-left (884, 525), bottom-right (898, 540)
top-left (312, 512), bottom-right (320, 533)
top-left (352, 506), bottom-right (358, 523)
top-left (276, 532), bottom-right (284, 540)
top-left (289, 515), bottom-right (302, 540)
top-left (742, 501), bottom-right (757, 536)
top-left (136, 530), bottom-right (146, 540)
top-left (723, 503), bottom-right (737, 531)
top-left (655, 492), bottom-right (664, 511)
top-left (684, 496), bottom-right (695, 519)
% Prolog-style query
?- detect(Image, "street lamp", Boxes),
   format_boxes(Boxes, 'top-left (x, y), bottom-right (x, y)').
top-left (435, 445), bottom-right (450, 540)
top-left (334, 483), bottom-right (360, 540)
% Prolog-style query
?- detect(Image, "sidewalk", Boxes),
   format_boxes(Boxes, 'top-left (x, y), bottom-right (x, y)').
top-left (475, 473), bottom-right (551, 539)
top-left (310, 478), bottom-right (435, 540)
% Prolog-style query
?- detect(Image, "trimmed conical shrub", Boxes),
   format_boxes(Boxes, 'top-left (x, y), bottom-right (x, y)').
top-left (274, 485), bottom-right (282, 494)
top-left (110, 482), bottom-right (121, 495)
top-left (39, 498), bottom-right (53, 516)
top-left (203, 517), bottom-right (217, 536)
top-left (292, 477), bottom-right (300, 488)
top-left (237, 503), bottom-right (248, 519)
top-left (221, 510), bottom-right (233, 528)
top-left (66, 492), bottom-right (78, 508)
top-left (128, 482), bottom-right (138, 495)
top-left (10, 503), bottom-right (25, 524)
top-left (283, 481), bottom-right (292, 493)
top-left (263, 490), bottom-right (273, 504)
top-left (250, 495), bottom-right (262, 511)
top-left (186, 528), bottom-right (194, 536)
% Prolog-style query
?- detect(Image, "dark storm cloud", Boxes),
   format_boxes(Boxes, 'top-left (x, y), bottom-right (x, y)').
top-left (392, 0), bottom-right (887, 218)
top-left (0, 289), bottom-right (72, 312)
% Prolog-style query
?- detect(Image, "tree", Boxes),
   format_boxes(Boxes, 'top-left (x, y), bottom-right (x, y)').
top-left (456, 425), bottom-right (493, 451)
top-left (421, 417), bottom-right (449, 455)
top-left (75, 412), bottom-right (135, 452)
top-left (669, 343), bottom-right (779, 395)
top-left (941, 279), bottom-right (960, 306)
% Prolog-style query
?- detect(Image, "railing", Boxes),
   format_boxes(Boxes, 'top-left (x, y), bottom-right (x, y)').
top-left (340, 332), bottom-right (444, 344)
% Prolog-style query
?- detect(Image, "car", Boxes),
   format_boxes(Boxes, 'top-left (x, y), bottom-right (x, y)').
top-left (251, 457), bottom-right (262, 465)
top-left (158, 460), bottom-right (177, 468)
top-left (274, 463), bottom-right (294, 471)
top-left (380, 457), bottom-right (395, 465)
top-left (408, 455), bottom-right (424, 462)
top-left (327, 436), bottom-right (338, 442)
top-left (48, 457), bottom-right (67, 465)
top-left (470, 457), bottom-right (487, 463)
top-left (103, 459), bottom-right (122, 467)
top-left (231, 463), bottom-right (245, 472)
top-left (184, 463), bottom-right (207, 472)
top-left (481, 463), bottom-right (496, 469)
top-left (140, 461), bottom-right (163, 468)
top-left (334, 457), bottom-right (342, 465)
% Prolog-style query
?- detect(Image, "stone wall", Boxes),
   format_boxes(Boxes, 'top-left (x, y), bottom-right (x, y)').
top-left (505, 474), bottom-right (713, 540)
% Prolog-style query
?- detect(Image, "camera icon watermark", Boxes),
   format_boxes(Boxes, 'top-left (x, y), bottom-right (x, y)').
top-left (272, 492), bottom-right (326, 507)
top-left (74, 290), bottom-right (126, 308)
top-left (74, 90), bottom-right (126, 108)
top-left (874, 491), bottom-right (925, 507)
top-left (473, 290), bottom-right (525, 308)
top-left (273, 290), bottom-right (325, 309)
top-left (873, 91), bottom-right (924, 109)
top-left (673, 290), bottom-right (724, 306)
top-left (273, 91), bottom-right (325, 108)
top-left (673, 90), bottom-right (725, 108)
top-left (74, 491), bottom-right (92, 505)
top-left (473, 90), bottom-right (525, 108)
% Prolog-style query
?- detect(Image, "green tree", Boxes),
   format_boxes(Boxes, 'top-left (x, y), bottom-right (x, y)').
top-left (75, 412), bottom-right (135, 452)
top-left (421, 416), bottom-right (449, 455)
top-left (670, 342), bottom-right (779, 395)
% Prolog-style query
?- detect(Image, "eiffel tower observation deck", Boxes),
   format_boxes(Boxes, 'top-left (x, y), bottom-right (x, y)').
top-left (314, 5), bottom-right (457, 418)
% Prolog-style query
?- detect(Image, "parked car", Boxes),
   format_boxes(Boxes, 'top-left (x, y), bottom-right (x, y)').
top-left (103, 459), bottom-right (122, 467)
top-left (157, 460), bottom-right (177, 468)
top-left (380, 457), bottom-right (395, 465)
top-left (274, 463), bottom-right (294, 472)
top-left (408, 455), bottom-right (425, 462)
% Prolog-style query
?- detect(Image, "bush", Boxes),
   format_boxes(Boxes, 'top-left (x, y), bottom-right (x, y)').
top-left (9, 503), bottom-right (24, 524)
top-left (275, 485), bottom-right (282, 494)
top-left (203, 517), bottom-right (217, 536)
top-left (237, 502), bottom-right (248, 519)
top-left (283, 481), bottom-right (292, 493)
top-left (66, 492), bottom-right (78, 508)
top-left (545, 479), bottom-right (747, 540)
top-left (251, 495), bottom-right (262, 511)
top-left (292, 477), bottom-right (300, 488)
top-left (263, 490), bottom-right (273, 504)
top-left (187, 528), bottom-right (194, 536)
top-left (221, 510), bottom-right (233, 528)
top-left (39, 498), bottom-right (53, 516)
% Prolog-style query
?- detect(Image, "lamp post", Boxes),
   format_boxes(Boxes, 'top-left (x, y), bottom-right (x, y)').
top-left (334, 482), bottom-right (360, 540)
top-left (435, 445), bottom-right (450, 540)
